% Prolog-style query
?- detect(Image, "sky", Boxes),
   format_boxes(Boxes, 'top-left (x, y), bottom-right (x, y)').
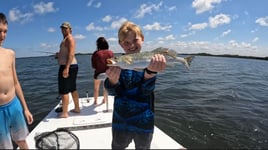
top-left (1, 0), bottom-right (268, 58)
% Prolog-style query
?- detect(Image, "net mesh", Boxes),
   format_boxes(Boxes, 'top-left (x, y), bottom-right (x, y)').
top-left (35, 128), bottom-right (79, 149)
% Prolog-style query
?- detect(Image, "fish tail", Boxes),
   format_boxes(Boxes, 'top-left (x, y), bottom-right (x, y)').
top-left (184, 56), bottom-right (195, 70)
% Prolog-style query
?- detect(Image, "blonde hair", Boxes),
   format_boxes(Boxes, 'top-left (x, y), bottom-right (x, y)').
top-left (118, 21), bottom-right (144, 44)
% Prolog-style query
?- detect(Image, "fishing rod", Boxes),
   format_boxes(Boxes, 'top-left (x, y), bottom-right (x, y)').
top-left (35, 51), bottom-right (56, 54)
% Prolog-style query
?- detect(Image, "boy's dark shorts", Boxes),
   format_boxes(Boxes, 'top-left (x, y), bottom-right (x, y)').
top-left (58, 64), bottom-right (78, 94)
top-left (112, 129), bottom-right (153, 149)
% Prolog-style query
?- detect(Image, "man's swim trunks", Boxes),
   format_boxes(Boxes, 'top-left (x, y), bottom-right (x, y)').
top-left (58, 64), bottom-right (78, 94)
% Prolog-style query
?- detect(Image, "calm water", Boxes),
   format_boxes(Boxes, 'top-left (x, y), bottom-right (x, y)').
top-left (16, 55), bottom-right (268, 149)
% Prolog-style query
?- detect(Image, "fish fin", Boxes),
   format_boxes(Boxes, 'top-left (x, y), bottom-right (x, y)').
top-left (153, 47), bottom-right (178, 58)
top-left (152, 47), bottom-right (168, 55)
top-left (123, 56), bottom-right (133, 64)
top-left (183, 55), bottom-right (195, 70)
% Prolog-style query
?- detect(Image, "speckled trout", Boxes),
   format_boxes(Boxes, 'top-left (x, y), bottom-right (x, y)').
top-left (106, 47), bottom-right (194, 70)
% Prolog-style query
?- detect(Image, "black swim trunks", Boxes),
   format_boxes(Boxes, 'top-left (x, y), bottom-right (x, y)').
top-left (58, 64), bottom-right (78, 94)
top-left (94, 72), bottom-right (103, 79)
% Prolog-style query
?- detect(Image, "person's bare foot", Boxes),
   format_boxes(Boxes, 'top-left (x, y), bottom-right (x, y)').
top-left (94, 101), bottom-right (97, 105)
top-left (101, 99), bottom-right (106, 104)
top-left (58, 113), bottom-right (68, 118)
top-left (70, 109), bottom-right (80, 113)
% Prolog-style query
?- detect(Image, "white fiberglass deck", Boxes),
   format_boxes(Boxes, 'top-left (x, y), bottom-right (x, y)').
top-left (25, 95), bottom-right (185, 149)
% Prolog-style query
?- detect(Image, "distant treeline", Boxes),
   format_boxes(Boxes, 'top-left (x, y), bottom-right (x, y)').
top-left (75, 52), bottom-right (268, 61)
top-left (190, 53), bottom-right (268, 61)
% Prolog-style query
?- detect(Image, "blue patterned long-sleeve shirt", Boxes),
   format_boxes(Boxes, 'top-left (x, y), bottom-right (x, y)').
top-left (104, 69), bottom-right (156, 133)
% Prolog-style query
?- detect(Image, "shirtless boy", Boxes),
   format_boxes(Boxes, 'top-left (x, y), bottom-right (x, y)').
top-left (0, 12), bottom-right (33, 149)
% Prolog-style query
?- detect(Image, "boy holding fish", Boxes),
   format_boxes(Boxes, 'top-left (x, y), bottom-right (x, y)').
top-left (104, 21), bottom-right (166, 149)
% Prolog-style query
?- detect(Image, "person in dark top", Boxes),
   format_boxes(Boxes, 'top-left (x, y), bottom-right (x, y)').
top-left (104, 21), bottom-right (167, 149)
top-left (91, 37), bottom-right (114, 105)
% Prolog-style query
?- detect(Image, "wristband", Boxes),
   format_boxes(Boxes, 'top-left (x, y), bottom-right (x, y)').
top-left (144, 68), bottom-right (157, 75)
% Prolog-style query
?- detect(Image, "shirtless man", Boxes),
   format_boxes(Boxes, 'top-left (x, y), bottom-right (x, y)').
top-left (55, 22), bottom-right (80, 118)
top-left (0, 12), bottom-right (33, 149)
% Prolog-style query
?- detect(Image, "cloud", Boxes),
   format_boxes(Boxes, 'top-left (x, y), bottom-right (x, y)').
top-left (40, 43), bottom-right (56, 50)
top-left (110, 18), bottom-right (128, 29)
top-left (86, 23), bottom-right (103, 31)
top-left (221, 29), bottom-right (231, 37)
top-left (168, 6), bottom-right (176, 11)
top-left (9, 2), bottom-right (57, 24)
top-left (256, 16), bottom-right (268, 26)
top-left (102, 15), bottom-right (112, 22)
top-left (168, 40), bottom-right (260, 57)
top-left (87, 0), bottom-right (101, 8)
top-left (189, 22), bottom-right (208, 30)
top-left (188, 14), bottom-right (230, 32)
top-left (94, 2), bottom-right (102, 8)
top-left (192, 0), bottom-right (222, 14)
top-left (87, 0), bottom-right (94, 6)
top-left (158, 34), bottom-right (175, 41)
top-left (180, 31), bottom-right (196, 38)
top-left (165, 34), bottom-right (176, 40)
top-left (8, 8), bottom-right (34, 23)
top-left (33, 2), bottom-right (58, 14)
top-left (74, 34), bottom-right (86, 40)
top-left (134, 1), bottom-right (163, 18)
top-left (48, 27), bottom-right (55, 32)
top-left (183, 13), bottom-right (231, 40)
top-left (252, 37), bottom-right (259, 43)
top-left (158, 40), bottom-right (164, 44)
top-left (143, 22), bottom-right (172, 31)
top-left (229, 40), bottom-right (254, 49)
top-left (209, 14), bottom-right (231, 28)
top-left (107, 37), bottom-right (117, 42)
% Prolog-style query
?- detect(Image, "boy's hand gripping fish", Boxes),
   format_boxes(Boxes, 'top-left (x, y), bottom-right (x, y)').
top-left (106, 47), bottom-right (194, 70)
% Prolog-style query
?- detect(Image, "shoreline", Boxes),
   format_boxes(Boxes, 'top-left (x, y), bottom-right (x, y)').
top-left (19, 52), bottom-right (268, 61)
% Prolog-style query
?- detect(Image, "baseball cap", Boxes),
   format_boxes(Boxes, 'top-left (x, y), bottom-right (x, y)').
top-left (60, 22), bottom-right (71, 29)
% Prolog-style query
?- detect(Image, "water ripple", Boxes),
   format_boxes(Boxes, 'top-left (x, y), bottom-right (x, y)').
top-left (16, 55), bottom-right (268, 149)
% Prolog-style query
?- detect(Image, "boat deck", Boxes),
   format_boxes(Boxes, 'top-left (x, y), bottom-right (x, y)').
top-left (25, 96), bottom-right (185, 149)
